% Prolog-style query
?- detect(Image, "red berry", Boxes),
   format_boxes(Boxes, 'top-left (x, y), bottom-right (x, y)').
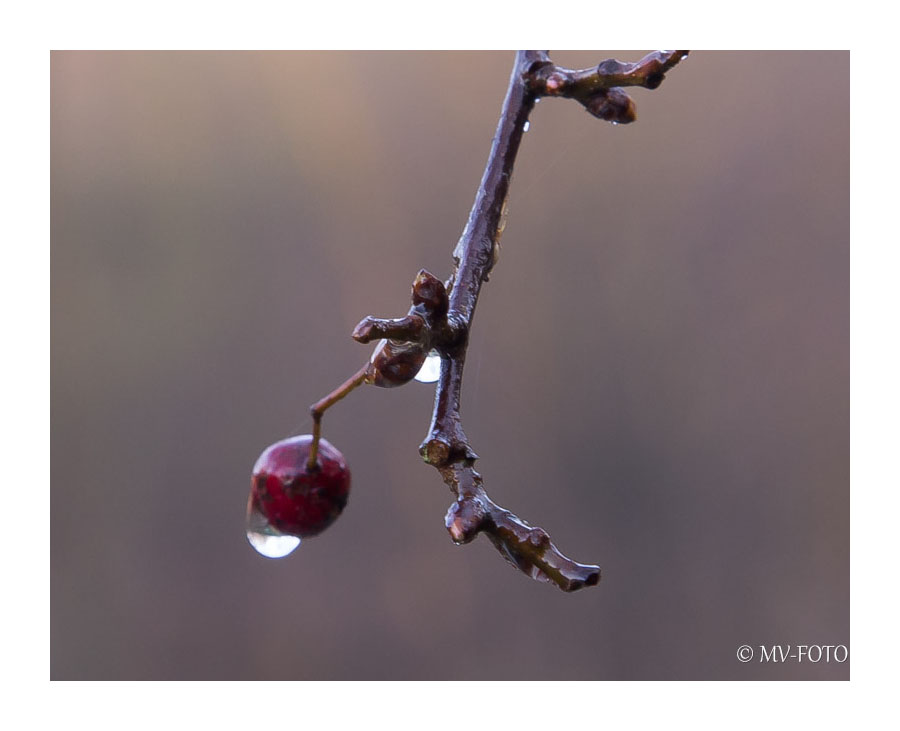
top-left (249, 435), bottom-right (350, 538)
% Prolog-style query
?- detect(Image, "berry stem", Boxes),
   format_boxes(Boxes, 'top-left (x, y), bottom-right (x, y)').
top-left (307, 364), bottom-right (371, 470)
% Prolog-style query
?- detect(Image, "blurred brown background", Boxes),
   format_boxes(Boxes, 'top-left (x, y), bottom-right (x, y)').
top-left (51, 51), bottom-right (849, 680)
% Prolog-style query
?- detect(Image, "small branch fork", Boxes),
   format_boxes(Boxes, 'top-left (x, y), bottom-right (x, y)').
top-left (311, 51), bottom-right (688, 591)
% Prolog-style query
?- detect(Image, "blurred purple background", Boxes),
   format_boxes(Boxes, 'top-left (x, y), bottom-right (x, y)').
top-left (51, 51), bottom-right (848, 679)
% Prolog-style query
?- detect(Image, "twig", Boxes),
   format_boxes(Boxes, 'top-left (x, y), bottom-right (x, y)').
top-left (526, 50), bottom-right (689, 122)
top-left (317, 51), bottom-right (688, 591)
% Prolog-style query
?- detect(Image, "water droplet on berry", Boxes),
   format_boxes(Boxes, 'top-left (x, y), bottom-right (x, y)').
top-left (414, 349), bottom-right (441, 383)
top-left (523, 121), bottom-right (530, 132)
top-left (246, 499), bottom-right (301, 558)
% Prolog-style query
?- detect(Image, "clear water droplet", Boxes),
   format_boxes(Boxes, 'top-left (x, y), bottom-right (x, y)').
top-left (611, 121), bottom-right (619, 126)
top-left (414, 349), bottom-right (441, 383)
top-left (246, 499), bottom-right (300, 558)
top-left (681, 54), bottom-right (689, 61)
top-left (523, 121), bottom-right (530, 132)
top-left (534, 97), bottom-right (541, 104)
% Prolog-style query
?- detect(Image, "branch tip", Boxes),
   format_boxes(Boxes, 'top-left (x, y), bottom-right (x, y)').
top-left (525, 49), bottom-right (688, 125)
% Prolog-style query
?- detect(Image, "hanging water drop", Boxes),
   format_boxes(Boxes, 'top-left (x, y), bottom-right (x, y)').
top-left (523, 121), bottom-right (530, 132)
top-left (246, 498), bottom-right (301, 558)
top-left (681, 54), bottom-right (689, 61)
top-left (414, 349), bottom-right (441, 383)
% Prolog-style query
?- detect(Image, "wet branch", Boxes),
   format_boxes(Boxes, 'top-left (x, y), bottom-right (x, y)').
top-left (526, 49), bottom-right (689, 122)
top-left (327, 51), bottom-right (687, 591)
